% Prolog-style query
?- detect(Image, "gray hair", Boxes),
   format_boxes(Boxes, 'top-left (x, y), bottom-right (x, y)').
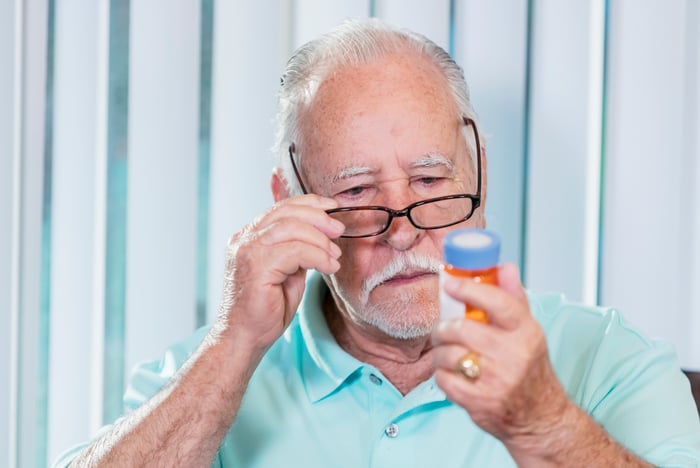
top-left (273, 17), bottom-right (480, 195)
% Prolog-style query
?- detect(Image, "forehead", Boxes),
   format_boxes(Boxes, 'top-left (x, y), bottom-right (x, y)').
top-left (296, 52), bottom-right (464, 178)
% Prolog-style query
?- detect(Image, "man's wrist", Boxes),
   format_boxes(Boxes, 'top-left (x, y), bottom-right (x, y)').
top-left (505, 402), bottom-right (651, 467)
top-left (202, 316), bottom-right (271, 380)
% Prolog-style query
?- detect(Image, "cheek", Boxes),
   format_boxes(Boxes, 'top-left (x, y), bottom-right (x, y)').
top-left (335, 241), bottom-right (370, 284)
top-left (336, 255), bottom-right (356, 280)
top-left (426, 231), bottom-right (450, 260)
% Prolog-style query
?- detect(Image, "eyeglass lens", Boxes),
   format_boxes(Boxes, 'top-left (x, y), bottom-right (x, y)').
top-left (328, 196), bottom-right (475, 238)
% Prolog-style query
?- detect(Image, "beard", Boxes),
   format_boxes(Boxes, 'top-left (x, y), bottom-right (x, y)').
top-left (328, 251), bottom-right (442, 339)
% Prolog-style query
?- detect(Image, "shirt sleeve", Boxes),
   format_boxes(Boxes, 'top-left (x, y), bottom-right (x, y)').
top-left (587, 322), bottom-right (700, 467)
top-left (123, 325), bottom-right (210, 411)
top-left (541, 298), bottom-right (700, 467)
top-left (50, 326), bottom-right (212, 467)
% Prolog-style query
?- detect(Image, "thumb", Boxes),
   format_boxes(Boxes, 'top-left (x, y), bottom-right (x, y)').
top-left (498, 262), bottom-right (528, 303)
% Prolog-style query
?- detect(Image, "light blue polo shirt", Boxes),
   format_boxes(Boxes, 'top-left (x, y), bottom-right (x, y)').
top-left (55, 271), bottom-right (700, 467)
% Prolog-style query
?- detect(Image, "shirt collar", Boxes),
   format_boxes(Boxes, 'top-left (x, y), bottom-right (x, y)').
top-left (297, 271), bottom-right (365, 403)
top-left (296, 271), bottom-right (450, 406)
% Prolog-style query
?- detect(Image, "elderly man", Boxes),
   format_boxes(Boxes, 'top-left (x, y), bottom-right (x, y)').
top-left (58, 18), bottom-right (700, 467)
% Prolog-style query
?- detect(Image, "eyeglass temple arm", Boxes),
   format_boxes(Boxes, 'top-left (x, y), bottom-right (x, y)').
top-left (288, 143), bottom-right (309, 194)
top-left (463, 117), bottom-right (482, 205)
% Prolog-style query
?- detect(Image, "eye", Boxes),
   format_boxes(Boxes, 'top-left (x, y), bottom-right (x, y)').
top-left (338, 185), bottom-right (368, 197)
top-left (416, 176), bottom-right (444, 186)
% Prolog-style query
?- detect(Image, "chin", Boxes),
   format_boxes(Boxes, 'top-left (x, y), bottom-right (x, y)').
top-left (361, 296), bottom-right (440, 340)
top-left (369, 278), bottom-right (438, 306)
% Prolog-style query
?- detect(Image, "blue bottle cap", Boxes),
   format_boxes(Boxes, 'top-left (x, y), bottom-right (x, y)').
top-left (443, 228), bottom-right (501, 270)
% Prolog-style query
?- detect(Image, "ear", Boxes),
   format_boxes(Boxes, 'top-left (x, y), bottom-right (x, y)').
top-left (271, 167), bottom-right (291, 202)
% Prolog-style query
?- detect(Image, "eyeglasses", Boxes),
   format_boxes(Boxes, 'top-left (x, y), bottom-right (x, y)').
top-left (289, 117), bottom-right (482, 238)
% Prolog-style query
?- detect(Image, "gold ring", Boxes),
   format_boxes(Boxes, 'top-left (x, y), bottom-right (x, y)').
top-left (456, 352), bottom-right (481, 380)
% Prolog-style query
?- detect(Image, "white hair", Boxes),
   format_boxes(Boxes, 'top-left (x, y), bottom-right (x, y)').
top-left (273, 17), bottom-right (480, 195)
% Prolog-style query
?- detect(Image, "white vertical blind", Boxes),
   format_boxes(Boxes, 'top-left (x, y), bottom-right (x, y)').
top-left (525, 0), bottom-right (605, 305)
top-left (206, 0), bottom-right (285, 322)
top-left (688, 1), bottom-right (700, 370)
top-left (91, 0), bottom-right (110, 437)
top-left (0, 0), bottom-right (20, 465)
top-left (453, 0), bottom-right (529, 269)
top-left (15, 0), bottom-right (50, 466)
top-left (46, 0), bottom-right (108, 460)
top-left (375, 0), bottom-right (450, 51)
top-left (292, 0), bottom-right (370, 47)
top-left (601, 0), bottom-right (700, 369)
top-left (125, 0), bottom-right (201, 376)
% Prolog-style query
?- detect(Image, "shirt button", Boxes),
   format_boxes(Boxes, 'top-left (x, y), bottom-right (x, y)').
top-left (385, 423), bottom-right (399, 438)
top-left (369, 374), bottom-right (382, 385)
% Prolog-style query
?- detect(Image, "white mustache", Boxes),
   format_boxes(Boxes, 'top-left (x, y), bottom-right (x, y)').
top-left (361, 252), bottom-right (441, 296)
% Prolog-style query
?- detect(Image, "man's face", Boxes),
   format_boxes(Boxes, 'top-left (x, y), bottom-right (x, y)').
top-left (298, 52), bottom-right (485, 339)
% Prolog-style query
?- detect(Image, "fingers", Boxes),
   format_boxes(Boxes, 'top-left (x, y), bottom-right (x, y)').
top-left (432, 344), bottom-right (487, 400)
top-left (219, 195), bottom-right (346, 350)
top-left (497, 262), bottom-right (528, 303)
top-left (432, 317), bottom-right (489, 347)
top-left (433, 277), bottom-right (543, 370)
top-left (432, 321), bottom-right (566, 442)
top-left (256, 221), bottom-right (342, 273)
top-left (442, 262), bottom-right (528, 330)
top-left (281, 193), bottom-right (338, 210)
top-left (433, 264), bottom-right (568, 441)
top-left (229, 195), bottom-right (345, 279)
top-left (432, 340), bottom-right (492, 378)
top-left (261, 194), bottom-right (344, 239)
top-left (248, 235), bottom-right (341, 277)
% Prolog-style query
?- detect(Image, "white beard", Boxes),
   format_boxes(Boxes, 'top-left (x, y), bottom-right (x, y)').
top-left (329, 252), bottom-right (442, 339)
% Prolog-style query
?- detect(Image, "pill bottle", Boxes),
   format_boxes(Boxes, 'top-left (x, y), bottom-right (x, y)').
top-left (440, 228), bottom-right (500, 323)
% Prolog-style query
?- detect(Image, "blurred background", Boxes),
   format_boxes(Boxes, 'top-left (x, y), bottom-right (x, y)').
top-left (1, 0), bottom-right (699, 465)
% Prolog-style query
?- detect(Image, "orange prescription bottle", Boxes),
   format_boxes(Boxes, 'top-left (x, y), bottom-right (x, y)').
top-left (440, 228), bottom-right (500, 323)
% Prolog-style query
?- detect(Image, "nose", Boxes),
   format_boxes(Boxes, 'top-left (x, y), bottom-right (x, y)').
top-left (381, 207), bottom-right (423, 251)
top-left (372, 184), bottom-right (423, 249)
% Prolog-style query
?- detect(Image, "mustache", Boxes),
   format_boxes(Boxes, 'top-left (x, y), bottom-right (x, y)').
top-left (361, 252), bottom-right (441, 296)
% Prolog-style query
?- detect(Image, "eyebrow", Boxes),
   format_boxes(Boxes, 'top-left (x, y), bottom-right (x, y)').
top-left (328, 153), bottom-right (455, 186)
top-left (410, 153), bottom-right (455, 172)
top-left (330, 166), bottom-right (376, 185)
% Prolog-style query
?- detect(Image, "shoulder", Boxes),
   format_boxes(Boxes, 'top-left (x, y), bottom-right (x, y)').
top-left (528, 291), bottom-right (658, 356)
top-left (528, 292), bottom-right (700, 463)
top-left (527, 291), bottom-right (682, 403)
top-left (528, 291), bottom-right (693, 411)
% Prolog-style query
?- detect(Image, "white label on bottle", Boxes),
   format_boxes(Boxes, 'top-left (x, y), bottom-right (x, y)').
top-left (439, 269), bottom-right (465, 320)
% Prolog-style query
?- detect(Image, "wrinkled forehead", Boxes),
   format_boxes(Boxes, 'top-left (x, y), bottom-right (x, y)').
top-left (301, 54), bottom-right (456, 134)
top-left (294, 53), bottom-right (468, 178)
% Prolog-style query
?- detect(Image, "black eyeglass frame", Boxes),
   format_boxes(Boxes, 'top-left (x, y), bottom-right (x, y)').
top-left (288, 116), bottom-right (482, 238)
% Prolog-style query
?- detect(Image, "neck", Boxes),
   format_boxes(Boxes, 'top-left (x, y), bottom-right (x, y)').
top-left (322, 291), bottom-right (435, 395)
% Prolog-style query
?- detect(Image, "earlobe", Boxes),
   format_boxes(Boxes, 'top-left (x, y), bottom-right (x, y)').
top-left (271, 167), bottom-right (291, 202)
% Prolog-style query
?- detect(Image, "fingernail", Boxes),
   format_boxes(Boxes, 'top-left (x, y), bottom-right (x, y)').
top-left (437, 318), bottom-right (461, 332)
top-left (330, 242), bottom-right (342, 258)
top-left (319, 196), bottom-right (338, 208)
top-left (436, 320), bottom-right (450, 333)
top-left (331, 219), bottom-right (346, 233)
top-left (443, 277), bottom-right (460, 294)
